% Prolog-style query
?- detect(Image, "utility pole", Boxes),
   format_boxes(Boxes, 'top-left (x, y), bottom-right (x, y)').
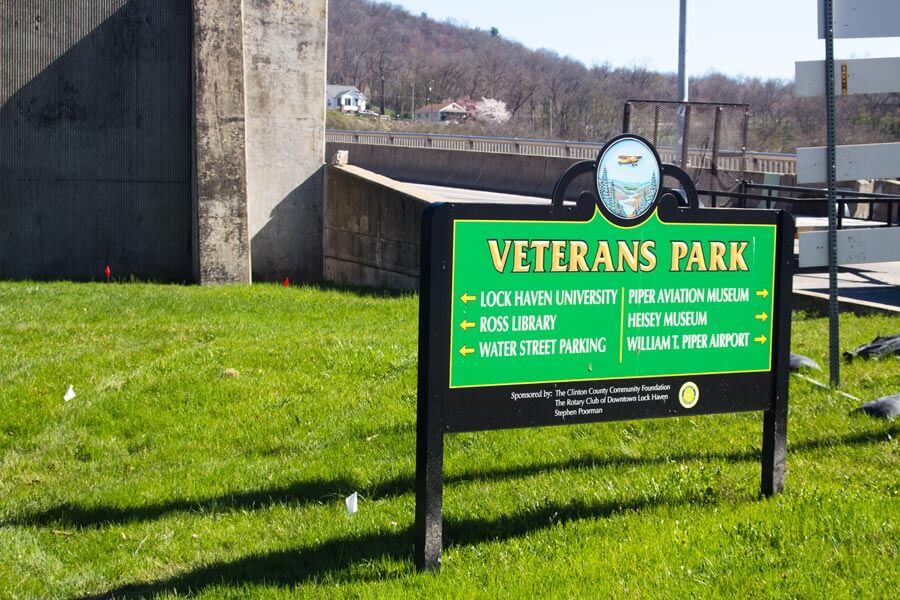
top-left (676, 0), bottom-right (689, 165)
top-left (678, 0), bottom-right (688, 102)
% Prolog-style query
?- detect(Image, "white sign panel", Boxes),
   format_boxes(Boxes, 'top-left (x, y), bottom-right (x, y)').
top-left (795, 57), bottom-right (900, 96)
top-left (796, 143), bottom-right (900, 183)
top-left (818, 0), bottom-right (900, 39)
top-left (799, 227), bottom-right (900, 267)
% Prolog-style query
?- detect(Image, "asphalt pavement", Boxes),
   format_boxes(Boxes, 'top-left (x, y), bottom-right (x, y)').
top-left (794, 263), bottom-right (900, 313)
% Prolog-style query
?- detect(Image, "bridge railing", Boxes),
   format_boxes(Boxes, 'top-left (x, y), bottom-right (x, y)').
top-left (326, 129), bottom-right (798, 175)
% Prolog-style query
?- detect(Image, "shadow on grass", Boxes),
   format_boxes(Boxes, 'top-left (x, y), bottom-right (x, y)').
top-left (10, 424), bottom-right (895, 531)
top-left (790, 423), bottom-right (897, 453)
top-left (6, 447), bottom-right (746, 530)
top-left (79, 493), bottom-right (698, 599)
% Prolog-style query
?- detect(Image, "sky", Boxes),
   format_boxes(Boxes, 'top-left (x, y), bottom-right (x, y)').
top-left (389, 0), bottom-right (900, 81)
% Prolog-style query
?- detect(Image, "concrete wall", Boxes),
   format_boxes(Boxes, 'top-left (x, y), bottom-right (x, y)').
top-left (1, 0), bottom-right (328, 284)
top-left (326, 142), bottom-right (583, 200)
top-left (325, 164), bottom-right (439, 291)
top-left (193, 0), bottom-right (252, 284)
top-left (1, 0), bottom-right (194, 281)
top-left (243, 0), bottom-right (327, 282)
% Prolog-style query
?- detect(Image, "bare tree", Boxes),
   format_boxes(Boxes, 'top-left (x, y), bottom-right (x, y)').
top-left (326, 0), bottom-right (899, 151)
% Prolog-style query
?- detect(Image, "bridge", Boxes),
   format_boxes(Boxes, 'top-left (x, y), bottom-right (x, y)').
top-left (324, 129), bottom-right (899, 219)
top-left (323, 131), bottom-right (900, 312)
top-left (327, 130), bottom-right (800, 175)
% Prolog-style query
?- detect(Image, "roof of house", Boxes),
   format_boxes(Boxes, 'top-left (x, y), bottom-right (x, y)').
top-left (326, 84), bottom-right (364, 98)
top-left (454, 97), bottom-right (478, 112)
top-left (416, 102), bottom-right (467, 114)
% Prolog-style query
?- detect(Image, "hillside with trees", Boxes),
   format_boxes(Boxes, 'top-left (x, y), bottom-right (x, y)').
top-left (327, 0), bottom-right (899, 152)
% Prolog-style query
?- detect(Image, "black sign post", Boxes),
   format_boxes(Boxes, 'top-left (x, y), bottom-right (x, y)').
top-left (415, 136), bottom-right (793, 571)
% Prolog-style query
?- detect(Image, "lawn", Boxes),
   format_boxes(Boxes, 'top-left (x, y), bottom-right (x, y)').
top-left (0, 282), bottom-right (897, 599)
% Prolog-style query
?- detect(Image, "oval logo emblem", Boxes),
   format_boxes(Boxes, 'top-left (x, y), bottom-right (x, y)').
top-left (596, 135), bottom-right (661, 224)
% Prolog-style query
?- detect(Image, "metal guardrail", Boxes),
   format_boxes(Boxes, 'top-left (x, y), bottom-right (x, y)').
top-left (326, 129), bottom-right (798, 175)
top-left (741, 182), bottom-right (900, 228)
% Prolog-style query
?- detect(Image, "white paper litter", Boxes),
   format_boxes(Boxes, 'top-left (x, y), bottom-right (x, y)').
top-left (345, 492), bottom-right (358, 516)
top-left (63, 385), bottom-right (76, 402)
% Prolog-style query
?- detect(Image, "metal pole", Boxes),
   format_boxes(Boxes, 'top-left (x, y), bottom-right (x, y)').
top-left (675, 1), bottom-right (688, 166)
top-left (680, 104), bottom-right (692, 169)
top-left (652, 104), bottom-right (660, 145)
top-left (678, 0), bottom-right (688, 102)
top-left (711, 106), bottom-right (722, 179)
top-left (740, 108), bottom-right (750, 183)
top-left (824, 0), bottom-right (840, 387)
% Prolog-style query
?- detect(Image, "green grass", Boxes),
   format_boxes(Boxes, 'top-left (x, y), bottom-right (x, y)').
top-left (0, 282), bottom-right (897, 599)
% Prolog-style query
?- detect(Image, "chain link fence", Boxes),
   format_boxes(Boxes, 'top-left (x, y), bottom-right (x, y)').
top-left (623, 100), bottom-right (750, 199)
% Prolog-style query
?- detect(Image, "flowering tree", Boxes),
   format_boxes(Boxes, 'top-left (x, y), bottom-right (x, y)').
top-left (474, 97), bottom-right (511, 124)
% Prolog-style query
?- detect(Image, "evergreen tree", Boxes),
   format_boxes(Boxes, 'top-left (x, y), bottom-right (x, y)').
top-left (599, 167), bottom-right (610, 203)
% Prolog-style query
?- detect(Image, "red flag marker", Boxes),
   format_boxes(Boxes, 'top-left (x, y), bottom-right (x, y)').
top-left (283, 277), bottom-right (290, 287)
top-left (104, 265), bottom-right (111, 279)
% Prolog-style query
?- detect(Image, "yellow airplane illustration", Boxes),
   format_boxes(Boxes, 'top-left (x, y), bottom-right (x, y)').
top-left (617, 154), bottom-right (642, 166)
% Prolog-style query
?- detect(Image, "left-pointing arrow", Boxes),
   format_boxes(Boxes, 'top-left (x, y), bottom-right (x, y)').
top-left (460, 320), bottom-right (476, 331)
top-left (459, 346), bottom-right (475, 357)
top-left (460, 292), bottom-right (477, 304)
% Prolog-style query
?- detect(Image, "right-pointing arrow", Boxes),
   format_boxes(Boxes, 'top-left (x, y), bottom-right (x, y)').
top-left (756, 289), bottom-right (769, 299)
top-left (754, 335), bottom-right (768, 345)
top-left (755, 312), bottom-right (769, 322)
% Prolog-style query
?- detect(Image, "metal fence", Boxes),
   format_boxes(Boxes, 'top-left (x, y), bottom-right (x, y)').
top-left (622, 100), bottom-right (758, 194)
top-left (325, 129), bottom-right (798, 175)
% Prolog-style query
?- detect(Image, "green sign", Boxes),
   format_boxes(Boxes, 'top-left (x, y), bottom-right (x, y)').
top-left (415, 134), bottom-right (794, 572)
top-left (449, 210), bottom-right (777, 388)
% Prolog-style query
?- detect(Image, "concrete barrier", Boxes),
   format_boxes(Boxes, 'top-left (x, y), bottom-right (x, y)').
top-left (326, 142), bottom-right (583, 199)
top-left (324, 164), bottom-right (442, 291)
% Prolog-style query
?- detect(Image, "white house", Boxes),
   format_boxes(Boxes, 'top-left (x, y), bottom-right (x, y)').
top-left (326, 84), bottom-right (368, 113)
top-left (415, 102), bottom-right (468, 123)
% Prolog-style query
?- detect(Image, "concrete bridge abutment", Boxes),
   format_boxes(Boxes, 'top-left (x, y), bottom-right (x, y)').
top-left (1, 0), bottom-right (327, 284)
